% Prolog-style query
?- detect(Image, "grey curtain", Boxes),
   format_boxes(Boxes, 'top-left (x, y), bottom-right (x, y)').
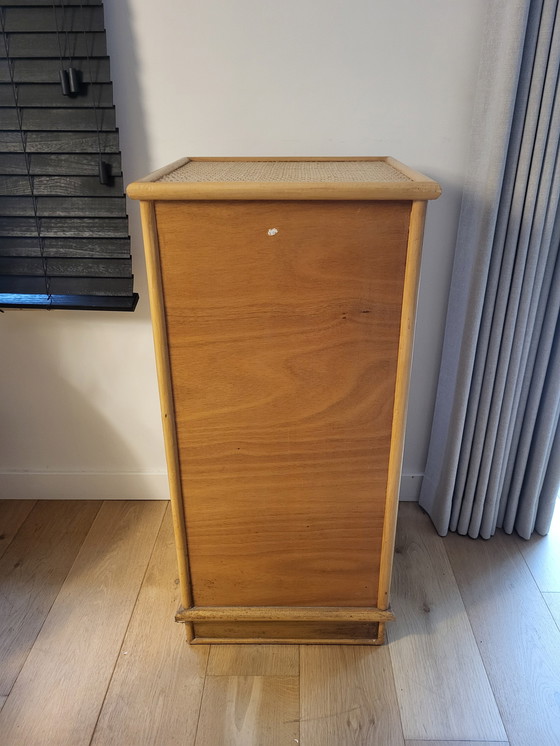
top-left (419, 0), bottom-right (560, 540)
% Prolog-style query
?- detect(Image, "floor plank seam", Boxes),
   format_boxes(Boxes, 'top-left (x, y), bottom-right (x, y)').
top-left (205, 672), bottom-right (301, 677)
top-left (385, 631), bottom-right (407, 745)
top-left (297, 646), bottom-right (302, 742)
top-left (390, 506), bottom-right (508, 743)
top-left (404, 741), bottom-right (511, 745)
top-left (297, 642), bottom-right (302, 740)
top-left (2, 501), bottom-right (103, 706)
top-left (543, 592), bottom-right (560, 633)
top-left (87, 501), bottom-right (168, 746)
top-left (393, 664), bottom-right (407, 746)
top-left (543, 594), bottom-right (560, 633)
top-left (0, 500), bottom-right (37, 561)
top-left (442, 538), bottom-right (511, 746)
top-left (192, 644), bottom-right (211, 745)
top-left (514, 531), bottom-right (548, 595)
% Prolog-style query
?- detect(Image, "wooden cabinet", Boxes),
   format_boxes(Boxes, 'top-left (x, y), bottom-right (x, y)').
top-left (128, 157), bottom-right (440, 644)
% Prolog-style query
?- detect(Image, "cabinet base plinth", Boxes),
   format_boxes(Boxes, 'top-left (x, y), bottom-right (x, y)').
top-left (181, 620), bottom-right (386, 646)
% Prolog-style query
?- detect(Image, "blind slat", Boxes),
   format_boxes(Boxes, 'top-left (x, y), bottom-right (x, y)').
top-left (0, 237), bottom-right (131, 258)
top-left (0, 107), bottom-right (116, 131)
top-left (0, 196), bottom-right (127, 217)
top-left (3, 1), bottom-right (102, 7)
top-left (0, 275), bottom-right (133, 296)
top-left (0, 131), bottom-right (120, 153)
top-left (2, 176), bottom-right (124, 197)
top-left (0, 58), bottom-right (111, 84)
top-left (0, 153), bottom-right (122, 176)
top-left (0, 294), bottom-right (137, 311)
top-left (0, 217), bottom-right (129, 238)
top-left (4, 32), bottom-right (106, 58)
top-left (2, 6), bottom-right (104, 33)
top-left (0, 256), bottom-right (132, 277)
top-left (0, 83), bottom-right (114, 108)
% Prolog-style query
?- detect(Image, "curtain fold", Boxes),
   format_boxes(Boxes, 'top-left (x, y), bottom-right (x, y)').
top-left (419, 0), bottom-right (560, 539)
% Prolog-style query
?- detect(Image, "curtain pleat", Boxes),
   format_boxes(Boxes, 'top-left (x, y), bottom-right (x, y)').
top-left (419, 0), bottom-right (560, 539)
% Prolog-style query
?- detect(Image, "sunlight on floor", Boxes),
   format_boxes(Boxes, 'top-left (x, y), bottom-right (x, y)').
top-left (517, 498), bottom-right (560, 593)
top-left (549, 497), bottom-right (560, 543)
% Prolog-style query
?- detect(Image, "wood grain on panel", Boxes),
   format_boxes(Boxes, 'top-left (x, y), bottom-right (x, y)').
top-left (446, 526), bottom-right (560, 746)
top-left (390, 504), bottom-right (506, 742)
top-left (0, 501), bottom-right (165, 746)
top-left (300, 645), bottom-right (404, 746)
top-left (0, 500), bottom-right (101, 695)
top-left (91, 506), bottom-right (208, 746)
top-left (194, 675), bottom-right (299, 746)
top-left (155, 199), bottom-right (410, 609)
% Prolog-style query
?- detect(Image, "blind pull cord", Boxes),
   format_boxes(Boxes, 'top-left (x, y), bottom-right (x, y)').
top-left (79, 0), bottom-right (112, 185)
top-left (52, 0), bottom-right (81, 96)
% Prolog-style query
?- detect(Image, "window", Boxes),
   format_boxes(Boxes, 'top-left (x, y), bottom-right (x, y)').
top-left (0, 0), bottom-right (137, 310)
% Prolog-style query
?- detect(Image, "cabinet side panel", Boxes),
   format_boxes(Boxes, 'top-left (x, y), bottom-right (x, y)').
top-left (155, 200), bottom-right (410, 607)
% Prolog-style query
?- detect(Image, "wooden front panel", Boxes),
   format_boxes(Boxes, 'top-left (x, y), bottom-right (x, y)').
top-left (155, 200), bottom-right (410, 607)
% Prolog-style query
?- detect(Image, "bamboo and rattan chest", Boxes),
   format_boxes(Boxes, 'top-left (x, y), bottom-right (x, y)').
top-left (128, 157), bottom-right (440, 644)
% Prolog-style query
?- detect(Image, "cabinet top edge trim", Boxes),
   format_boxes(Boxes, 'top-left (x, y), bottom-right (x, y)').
top-left (127, 156), bottom-right (441, 201)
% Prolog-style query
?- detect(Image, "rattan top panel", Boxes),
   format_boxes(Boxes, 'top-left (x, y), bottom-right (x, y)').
top-left (127, 157), bottom-right (442, 200)
top-left (158, 160), bottom-right (411, 184)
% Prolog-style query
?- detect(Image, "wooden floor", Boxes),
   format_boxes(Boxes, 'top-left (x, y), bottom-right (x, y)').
top-left (0, 499), bottom-right (559, 746)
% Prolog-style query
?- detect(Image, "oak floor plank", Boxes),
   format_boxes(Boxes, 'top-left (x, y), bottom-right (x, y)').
top-left (194, 675), bottom-right (299, 745)
top-left (300, 645), bottom-right (404, 746)
top-left (446, 527), bottom-right (560, 746)
top-left (0, 500), bottom-right (165, 746)
top-left (514, 502), bottom-right (560, 592)
top-left (389, 504), bottom-right (506, 742)
top-left (207, 644), bottom-right (299, 677)
top-left (0, 499), bottom-right (36, 560)
top-left (0, 500), bottom-right (101, 695)
top-left (91, 506), bottom-right (209, 746)
top-left (406, 741), bottom-right (509, 746)
top-left (543, 592), bottom-right (560, 630)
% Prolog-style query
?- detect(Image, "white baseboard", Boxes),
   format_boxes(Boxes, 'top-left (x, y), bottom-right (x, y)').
top-left (399, 474), bottom-right (423, 501)
top-left (0, 471), bottom-right (422, 502)
top-left (0, 472), bottom-right (170, 501)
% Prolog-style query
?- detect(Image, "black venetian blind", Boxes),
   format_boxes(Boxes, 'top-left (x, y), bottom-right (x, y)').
top-left (0, 0), bottom-right (137, 310)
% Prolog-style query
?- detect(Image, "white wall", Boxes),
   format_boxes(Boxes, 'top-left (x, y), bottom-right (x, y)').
top-left (0, 0), bottom-right (487, 500)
